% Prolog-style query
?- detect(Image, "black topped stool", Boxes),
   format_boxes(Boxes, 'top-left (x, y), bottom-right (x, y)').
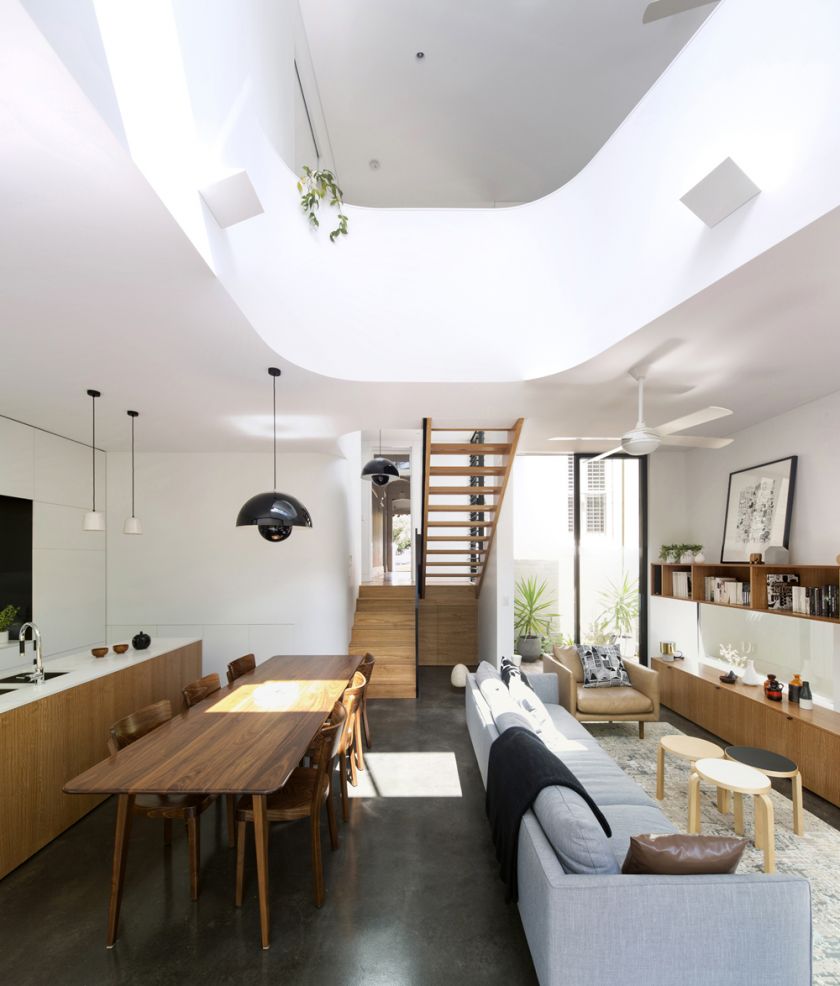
top-left (724, 746), bottom-right (803, 836)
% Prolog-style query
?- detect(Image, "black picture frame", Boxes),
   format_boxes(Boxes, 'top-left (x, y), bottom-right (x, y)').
top-left (720, 455), bottom-right (797, 563)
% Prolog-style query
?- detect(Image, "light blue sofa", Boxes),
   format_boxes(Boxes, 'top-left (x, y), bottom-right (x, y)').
top-left (466, 667), bottom-right (812, 986)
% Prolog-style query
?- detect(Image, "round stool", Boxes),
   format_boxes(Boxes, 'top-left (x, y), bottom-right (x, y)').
top-left (689, 758), bottom-right (776, 873)
top-left (725, 746), bottom-right (803, 836)
top-left (656, 734), bottom-right (724, 803)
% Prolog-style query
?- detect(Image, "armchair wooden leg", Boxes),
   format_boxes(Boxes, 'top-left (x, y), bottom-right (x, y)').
top-left (638, 721), bottom-right (645, 740)
top-left (234, 820), bottom-right (247, 907)
top-left (186, 814), bottom-right (200, 901)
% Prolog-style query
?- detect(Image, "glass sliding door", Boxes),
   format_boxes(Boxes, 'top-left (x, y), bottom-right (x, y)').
top-left (577, 455), bottom-right (646, 660)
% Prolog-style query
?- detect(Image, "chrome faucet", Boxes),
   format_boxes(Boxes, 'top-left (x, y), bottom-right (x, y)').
top-left (18, 623), bottom-right (44, 682)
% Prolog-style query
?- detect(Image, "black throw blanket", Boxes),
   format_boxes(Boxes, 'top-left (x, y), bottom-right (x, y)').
top-left (485, 727), bottom-right (611, 901)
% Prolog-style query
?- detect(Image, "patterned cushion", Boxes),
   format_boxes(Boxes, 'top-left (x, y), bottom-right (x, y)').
top-left (576, 644), bottom-right (631, 688)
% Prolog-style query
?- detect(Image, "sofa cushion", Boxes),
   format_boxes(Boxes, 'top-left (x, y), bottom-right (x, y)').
top-left (553, 644), bottom-right (583, 683)
top-left (546, 706), bottom-right (594, 741)
top-left (600, 803), bottom-right (679, 868)
top-left (550, 752), bottom-right (658, 809)
top-left (494, 710), bottom-right (537, 735)
top-left (533, 786), bottom-right (620, 875)
top-left (475, 661), bottom-right (501, 687)
top-left (622, 834), bottom-right (748, 875)
top-left (576, 685), bottom-right (653, 715)
top-left (577, 644), bottom-right (631, 688)
top-left (479, 677), bottom-right (521, 720)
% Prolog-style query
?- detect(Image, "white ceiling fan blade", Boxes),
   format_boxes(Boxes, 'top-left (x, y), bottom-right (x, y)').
top-left (660, 435), bottom-right (734, 449)
top-left (643, 0), bottom-right (719, 24)
top-left (548, 436), bottom-right (620, 443)
top-left (590, 447), bottom-right (623, 463)
top-left (655, 406), bottom-right (732, 436)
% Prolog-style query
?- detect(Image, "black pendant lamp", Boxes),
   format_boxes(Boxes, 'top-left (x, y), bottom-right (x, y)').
top-left (123, 410), bottom-right (142, 535)
top-left (82, 389), bottom-right (105, 531)
top-left (236, 367), bottom-right (313, 542)
top-left (361, 430), bottom-right (400, 487)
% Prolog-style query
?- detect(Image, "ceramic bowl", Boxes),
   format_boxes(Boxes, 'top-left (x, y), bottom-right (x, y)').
top-left (91, 647), bottom-right (109, 658)
top-left (112, 643), bottom-right (129, 654)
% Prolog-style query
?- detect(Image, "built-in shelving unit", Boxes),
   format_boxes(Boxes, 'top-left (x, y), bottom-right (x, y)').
top-left (651, 561), bottom-right (840, 625)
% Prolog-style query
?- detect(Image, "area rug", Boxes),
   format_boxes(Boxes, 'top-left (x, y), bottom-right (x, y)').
top-left (587, 720), bottom-right (840, 986)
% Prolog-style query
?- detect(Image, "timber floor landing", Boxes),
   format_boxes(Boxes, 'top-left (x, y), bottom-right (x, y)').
top-left (0, 668), bottom-right (537, 986)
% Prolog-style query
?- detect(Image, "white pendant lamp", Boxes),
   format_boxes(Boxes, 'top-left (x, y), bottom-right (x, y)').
top-left (123, 410), bottom-right (142, 535)
top-left (82, 389), bottom-right (105, 532)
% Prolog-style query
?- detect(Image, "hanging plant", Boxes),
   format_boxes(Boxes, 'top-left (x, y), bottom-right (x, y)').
top-left (297, 166), bottom-right (349, 242)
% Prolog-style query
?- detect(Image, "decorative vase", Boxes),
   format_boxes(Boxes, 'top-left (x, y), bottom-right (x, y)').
top-left (788, 674), bottom-right (802, 704)
top-left (740, 659), bottom-right (763, 686)
top-left (799, 680), bottom-right (813, 710)
top-left (763, 674), bottom-right (778, 697)
top-left (680, 551), bottom-right (694, 564)
top-left (767, 683), bottom-right (783, 702)
top-left (694, 552), bottom-right (705, 563)
top-left (132, 630), bottom-right (151, 651)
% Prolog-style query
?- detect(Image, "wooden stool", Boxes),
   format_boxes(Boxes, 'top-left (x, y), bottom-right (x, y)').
top-left (725, 746), bottom-right (804, 836)
top-left (657, 734), bottom-right (725, 806)
top-left (688, 757), bottom-right (776, 874)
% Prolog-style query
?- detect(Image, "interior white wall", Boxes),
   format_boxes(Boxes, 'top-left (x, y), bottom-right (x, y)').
top-left (338, 431), bottom-right (361, 630)
top-left (0, 416), bottom-right (106, 666)
top-left (105, 450), bottom-right (353, 680)
top-left (647, 388), bottom-right (840, 704)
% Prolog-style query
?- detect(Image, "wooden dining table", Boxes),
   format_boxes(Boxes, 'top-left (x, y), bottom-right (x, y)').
top-left (64, 653), bottom-right (360, 949)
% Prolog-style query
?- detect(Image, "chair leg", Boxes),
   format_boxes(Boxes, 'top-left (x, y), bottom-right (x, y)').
top-left (638, 721), bottom-right (645, 740)
top-left (310, 808), bottom-right (325, 907)
top-left (733, 791), bottom-right (745, 835)
top-left (792, 772), bottom-right (804, 836)
top-left (226, 796), bottom-right (236, 848)
top-left (687, 771), bottom-right (701, 834)
top-left (186, 814), bottom-right (200, 901)
top-left (363, 698), bottom-right (372, 749)
top-left (235, 820), bottom-right (248, 907)
top-left (349, 735), bottom-right (358, 787)
top-left (354, 711), bottom-right (366, 772)
top-left (757, 793), bottom-right (776, 873)
top-left (340, 751), bottom-right (350, 822)
top-left (163, 817), bottom-right (173, 846)
top-left (326, 774), bottom-right (339, 850)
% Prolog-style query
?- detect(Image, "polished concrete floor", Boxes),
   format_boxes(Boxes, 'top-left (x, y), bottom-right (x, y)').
top-left (0, 668), bottom-right (537, 986)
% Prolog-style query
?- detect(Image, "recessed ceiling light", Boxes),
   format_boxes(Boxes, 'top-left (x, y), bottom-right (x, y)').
top-left (369, 159), bottom-right (381, 171)
top-left (415, 51), bottom-right (425, 60)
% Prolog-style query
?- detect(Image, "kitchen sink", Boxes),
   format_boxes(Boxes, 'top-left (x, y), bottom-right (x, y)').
top-left (0, 688), bottom-right (17, 695)
top-left (0, 671), bottom-right (70, 684)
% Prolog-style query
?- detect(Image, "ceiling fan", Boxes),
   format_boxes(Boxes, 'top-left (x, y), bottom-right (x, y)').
top-left (643, 0), bottom-right (719, 24)
top-left (553, 375), bottom-right (734, 462)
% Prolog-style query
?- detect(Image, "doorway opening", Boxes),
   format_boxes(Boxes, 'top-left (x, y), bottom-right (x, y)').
top-left (370, 450), bottom-right (412, 583)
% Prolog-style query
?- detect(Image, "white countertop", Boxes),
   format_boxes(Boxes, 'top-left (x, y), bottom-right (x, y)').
top-left (0, 638), bottom-right (200, 713)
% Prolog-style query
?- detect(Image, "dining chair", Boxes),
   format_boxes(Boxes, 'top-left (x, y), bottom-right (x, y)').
top-left (234, 702), bottom-right (346, 908)
top-left (181, 672), bottom-right (235, 848)
top-left (356, 653), bottom-right (375, 750)
top-left (108, 699), bottom-right (214, 900)
top-left (226, 653), bottom-right (256, 685)
top-left (335, 671), bottom-right (367, 821)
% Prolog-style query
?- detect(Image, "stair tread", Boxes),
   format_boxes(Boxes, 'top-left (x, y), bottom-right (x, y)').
top-left (429, 467), bottom-right (505, 476)
top-left (430, 443), bottom-right (510, 454)
top-left (428, 520), bottom-right (495, 527)
top-left (429, 486), bottom-right (502, 494)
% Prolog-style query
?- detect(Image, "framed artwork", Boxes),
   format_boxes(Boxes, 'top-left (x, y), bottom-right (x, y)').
top-left (720, 456), bottom-right (797, 563)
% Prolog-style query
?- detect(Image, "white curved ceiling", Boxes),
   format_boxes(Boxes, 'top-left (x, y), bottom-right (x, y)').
top-left (297, 0), bottom-right (714, 207)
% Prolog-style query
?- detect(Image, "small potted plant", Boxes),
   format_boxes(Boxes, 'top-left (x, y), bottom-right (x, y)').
top-left (514, 577), bottom-right (558, 661)
top-left (0, 604), bottom-right (19, 645)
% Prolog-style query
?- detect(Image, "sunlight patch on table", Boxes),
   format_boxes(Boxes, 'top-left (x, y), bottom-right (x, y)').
top-left (348, 752), bottom-right (462, 798)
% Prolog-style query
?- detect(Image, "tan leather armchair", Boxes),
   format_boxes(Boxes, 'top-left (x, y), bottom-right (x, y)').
top-left (543, 645), bottom-right (660, 739)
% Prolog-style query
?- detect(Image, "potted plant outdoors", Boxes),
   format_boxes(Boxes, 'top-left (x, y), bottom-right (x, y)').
top-left (0, 604), bottom-right (19, 645)
top-left (514, 577), bottom-right (558, 662)
top-left (597, 573), bottom-right (640, 659)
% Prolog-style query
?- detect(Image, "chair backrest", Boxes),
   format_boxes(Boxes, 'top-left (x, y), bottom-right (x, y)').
top-left (309, 703), bottom-right (347, 804)
top-left (337, 671), bottom-right (367, 754)
top-left (553, 643), bottom-right (584, 684)
top-left (109, 699), bottom-right (172, 754)
top-left (357, 652), bottom-right (375, 686)
top-left (182, 672), bottom-right (221, 709)
top-left (226, 653), bottom-right (256, 685)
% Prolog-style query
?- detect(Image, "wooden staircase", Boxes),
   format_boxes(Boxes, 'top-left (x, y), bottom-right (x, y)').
top-left (348, 584), bottom-right (416, 699)
top-left (421, 419), bottom-right (523, 595)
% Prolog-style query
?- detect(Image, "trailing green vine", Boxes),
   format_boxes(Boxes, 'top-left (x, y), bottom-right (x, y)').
top-left (297, 166), bottom-right (349, 242)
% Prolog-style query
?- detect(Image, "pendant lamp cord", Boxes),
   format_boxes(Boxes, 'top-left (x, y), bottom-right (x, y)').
top-left (91, 394), bottom-right (96, 512)
top-left (130, 414), bottom-right (135, 518)
top-left (273, 370), bottom-right (277, 491)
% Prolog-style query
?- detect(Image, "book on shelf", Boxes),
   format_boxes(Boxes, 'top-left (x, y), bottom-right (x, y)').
top-left (672, 570), bottom-right (692, 599)
top-left (704, 576), bottom-right (750, 606)
top-left (790, 583), bottom-right (839, 618)
top-left (766, 573), bottom-right (799, 611)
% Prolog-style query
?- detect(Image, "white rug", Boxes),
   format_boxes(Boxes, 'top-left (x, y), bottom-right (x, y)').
top-left (586, 720), bottom-right (840, 986)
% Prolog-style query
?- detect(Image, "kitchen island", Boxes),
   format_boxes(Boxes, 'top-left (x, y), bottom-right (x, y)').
top-left (0, 638), bottom-right (201, 879)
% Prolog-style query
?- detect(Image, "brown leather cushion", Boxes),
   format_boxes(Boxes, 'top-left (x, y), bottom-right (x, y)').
top-left (622, 834), bottom-right (748, 875)
top-left (554, 644), bottom-right (584, 683)
top-left (576, 685), bottom-right (653, 715)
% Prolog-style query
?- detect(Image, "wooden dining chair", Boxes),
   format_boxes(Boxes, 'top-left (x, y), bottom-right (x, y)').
top-left (181, 673), bottom-right (235, 848)
top-left (108, 699), bottom-right (214, 900)
top-left (356, 653), bottom-right (375, 750)
top-left (226, 653), bottom-right (256, 685)
top-left (234, 703), bottom-right (346, 908)
top-left (335, 671), bottom-right (367, 821)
